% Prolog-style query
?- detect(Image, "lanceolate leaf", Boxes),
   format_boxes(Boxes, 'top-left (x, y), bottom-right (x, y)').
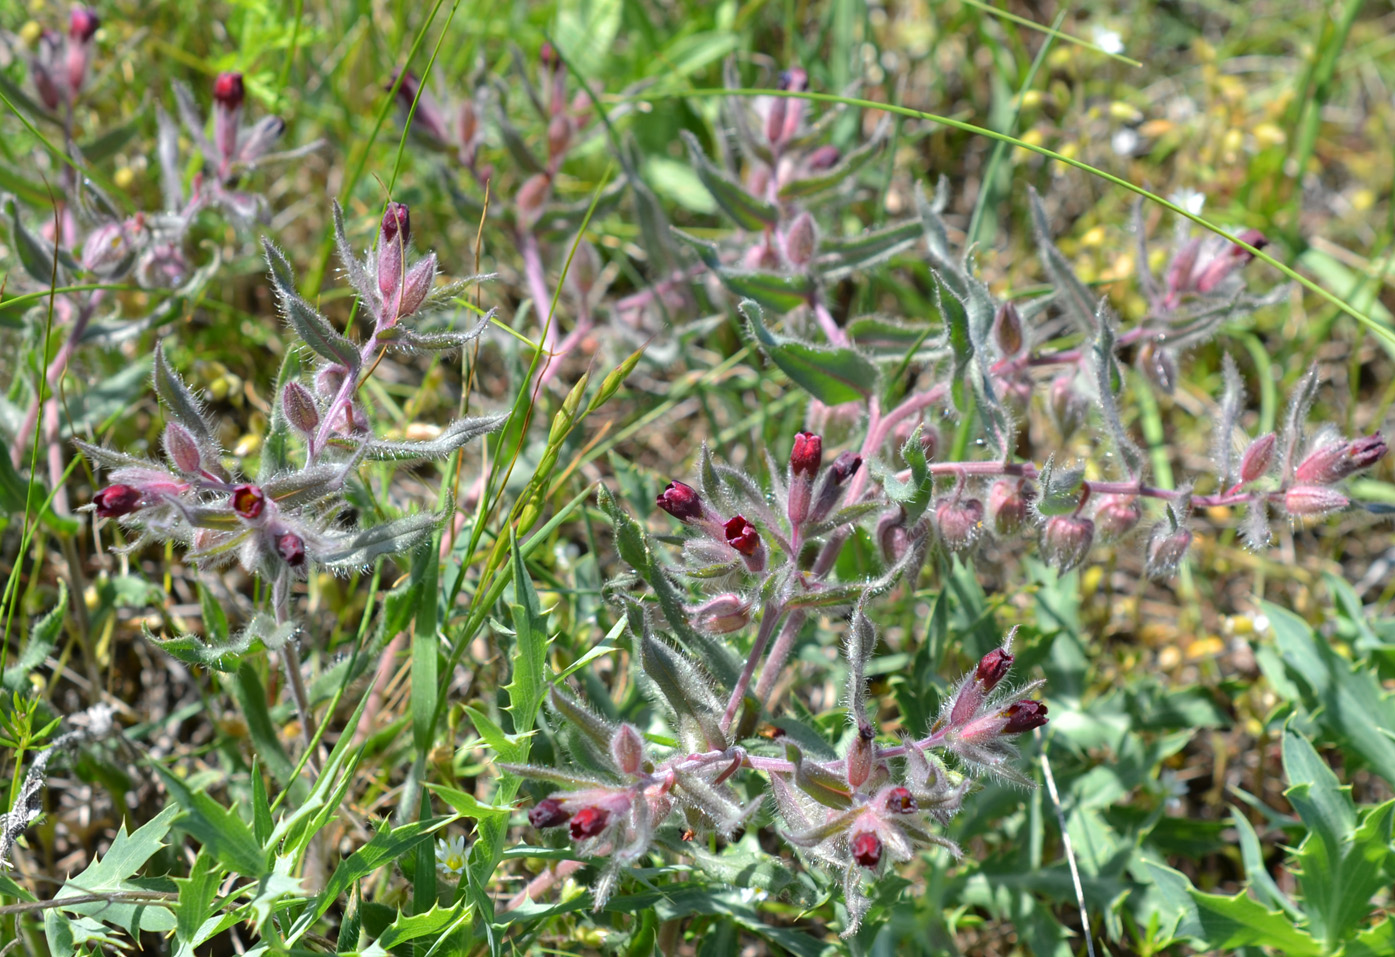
top-left (153, 343), bottom-right (214, 446)
top-left (738, 299), bottom-right (878, 405)
top-left (715, 268), bottom-right (813, 313)
top-left (777, 124), bottom-right (887, 200)
top-left (318, 512), bottom-right (440, 568)
top-left (1091, 314), bottom-right (1144, 477)
top-left (363, 414), bottom-right (506, 463)
top-left (817, 219), bottom-right (921, 278)
top-left (1028, 186), bottom-right (1099, 335)
top-left (681, 131), bottom-right (778, 231)
top-left (262, 238), bottom-right (362, 371)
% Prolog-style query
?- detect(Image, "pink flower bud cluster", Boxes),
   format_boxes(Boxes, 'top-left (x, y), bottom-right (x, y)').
top-left (28, 7), bottom-right (100, 112)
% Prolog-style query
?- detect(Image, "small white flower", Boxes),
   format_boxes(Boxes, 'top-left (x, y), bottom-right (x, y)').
top-left (1112, 128), bottom-right (1139, 157)
top-left (1092, 26), bottom-right (1125, 56)
top-left (436, 835), bottom-right (468, 875)
top-left (1169, 188), bottom-right (1206, 216)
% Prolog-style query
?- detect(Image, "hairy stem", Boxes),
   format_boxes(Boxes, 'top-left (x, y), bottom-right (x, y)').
top-left (719, 601), bottom-right (784, 736)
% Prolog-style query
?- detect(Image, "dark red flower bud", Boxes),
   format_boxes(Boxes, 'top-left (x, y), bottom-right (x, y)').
top-left (884, 786), bottom-right (918, 814)
top-left (975, 648), bottom-right (1014, 692)
top-left (656, 481), bottom-right (704, 524)
top-left (828, 451), bottom-right (862, 484)
top-left (93, 484), bottom-right (142, 517)
top-left (724, 515), bottom-right (761, 556)
top-left (539, 41), bottom-right (560, 71)
top-left (69, 7), bottom-right (100, 42)
top-left (1000, 700), bottom-right (1049, 734)
top-left (231, 483), bottom-right (266, 520)
top-left (791, 431), bottom-right (823, 479)
top-left (276, 531), bottom-right (306, 567)
top-left (808, 451), bottom-right (863, 524)
top-left (850, 830), bottom-right (882, 868)
top-left (529, 797), bottom-right (570, 829)
top-left (213, 72), bottom-right (245, 111)
top-left (1239, 432), bottom-right (1276, 484)
top-left (569, 806), bottom-right (610, 839)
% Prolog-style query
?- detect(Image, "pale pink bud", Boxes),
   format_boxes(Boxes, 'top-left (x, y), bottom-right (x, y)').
top-left (80, 222), bottom-right (131, 276)
top-left (1195, 230), bottom-right (1268, 294)
top-left (988, 480), bottom-right (1031, 535)
top-left (1145, 524), bottom-right (1193, 578)
top-left (547, 114), bottom-right (573, 164)
top-left (1284, 485), bottom-right (1348, 517)
top-left (1239, 432), bottom-right (1276, 484)
top-left (69, 8), bottom-right (100, 43)
top-left (1050, 375), bottom-right (1084, 437)
top-left (764, 97), bottom-right (788, 148)
top-left (1093, 494), bottom-right (1141, 542)
top-left (65, 8), bottom-right (99, 100)
top-left (846, 725), bottom-right (874, 790)
top-left (877, 508), bottom-right (908, 563)
top-left (1294, 434), bottom-right (1387, 485)
top-left (936, 497), bottom-right (984, 550)
top-left (609, 724), bottom-right (645, 776)
top-left (398, 252), bottom-right (436, 319)
top-left (807, 145), bottom-right (840, 170)
top-left (516, 173), bottom-right (552, 229)
top-left (163, 422), bottom-right (202, 474)
top-left (1041, 515), bottom-right (1094, 572)
top-left (281, 382), bottom-right (320, 436)
top-left (377, 202), bottom-right (410, 304)
top-left (784, 213), bottom-right (817, 269)
top-left (687, 594), bottom-right (752, 634)
top-left (1163, 238), bottom-right (1201, 307)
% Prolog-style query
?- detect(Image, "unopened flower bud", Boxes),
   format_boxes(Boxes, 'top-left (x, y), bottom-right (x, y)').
top-left (876, 508), bottom-right (909, 563)
top-left (988, 480), bottom-right (1031, 535)
top-left (516, 173), bottom-right (552, 229)
top-left (281, 382), bottom-right (320, 437)
top-left (807, 145), bottom-right (840, 170)
top-left (163, 422), bottom-right (202, 474)
top-left (1145, 524), bottom-right (1193, 578)
top-left (1163, 238), bottom-right (1201, 307)
top-left (809, 452), bottom-right (862, 523)
top-left (315, 366), bottom-right (347, 398)
top-left (884, 786), bottom-right (918, 814)
top-left (546, 114), bottom-right (573, 164)
top-left (1239, 432), bottom-right (1276, 484)
top-left (992, 301), bottom-right (1024, 357)
top-left (276, 531), bottom-right (306, 567)
top-left (377, 202), bottom-right (410, 303)
top-left (31, 48), bottom-right (63, 111)
top-left (975, 647), bottom-right (1014, 692)
top-left (457, 99), bottom-right (479, 150)
top-left (397, 252), bottom-right (436, 319)
top-left (93, 484), bottom-right (142, 517)
top-left (936, 497), bottom-right (983, 550)
top-left (1294, 433), bottom-right (1387, 484)
top-left (687, 594), bottom-right (752, 634)
top-left (81, 222), bottom-right (131, 277)
top-left (656, 481), bottom-right (705, 524)
top-left (1041, 515), bottom-right (1094, 572)
top-left (610, 724), bottom-right (645, 776)
top-left (1093, 494), bottom-right (1141, 542)
top-left (231, 483), bottom-right (266, 520)
top-left (1050, 375), bottom-right (1084, 438)
top-left (1000, 700), bottom-right (1049, 734)
top-left (529, 797), bottom-right (570, 829)
top-left (1137, 341), bottom-right (1177, 395)
top-left (570, 806), bottom-right (610, 839)
top-left (764, 96), bottom-right (788, 149)
top-left (847, 724), bottom-right (874, 790)
top-left (1284, 485), bottom-right (1349, 517)
top-left (784, 213), bottom-right (817, 269)
top-left (65, 9), bottom-right (99, 99)
top-left (850, 830), bottom-right (882, 868)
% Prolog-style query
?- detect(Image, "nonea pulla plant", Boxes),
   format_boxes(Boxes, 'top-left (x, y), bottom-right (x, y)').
top-left (79, 201), bottom-right (503, 739)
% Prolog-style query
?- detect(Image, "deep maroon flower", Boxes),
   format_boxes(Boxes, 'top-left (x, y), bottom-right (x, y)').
top-left (93, 484), bottom-right (142, 518)
top-left (724, 515), bottom-right (760, 556)
top-left (974, 648), bottom-right (1014, 692)
top-left (656, 481), bottom-right (705, 524)
top-left (569, 806), bottom-right (610, 839)
top-left (529, 798), bottom-right (570, 829)
top-left (231, 483), bottom-right (266, 520)
top-left (884, 787), bottom-right (918, 814)
top-left (850, 830), bottom-right (882, 868)
top-left (276, 531), bottom-right (306, 567)
top-left (828, 451), bottom-right (862, 485)
top-left (790, 432), bottom-right (823, 479)
top-left (212, 72), bottom-right (245, 110)
top-left (69, 7), bottom-right (100, 42)
top-left (1000, 700), bottom-right (1049, 734)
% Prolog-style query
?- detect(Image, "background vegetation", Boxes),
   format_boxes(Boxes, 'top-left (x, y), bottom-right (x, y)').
top-left (1, 0), bottom-right (1394, 953)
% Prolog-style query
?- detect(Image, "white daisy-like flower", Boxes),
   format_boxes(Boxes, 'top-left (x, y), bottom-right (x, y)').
top-left (436, 835), bottom-right (468, 875)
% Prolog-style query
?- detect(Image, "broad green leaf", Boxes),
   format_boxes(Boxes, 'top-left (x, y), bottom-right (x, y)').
top-left (681, 131), bottom-right (778, 231)
top-left (739, 299), bottom-right (878, 405)
top-left (56, 803), bottom-right (180, 936)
